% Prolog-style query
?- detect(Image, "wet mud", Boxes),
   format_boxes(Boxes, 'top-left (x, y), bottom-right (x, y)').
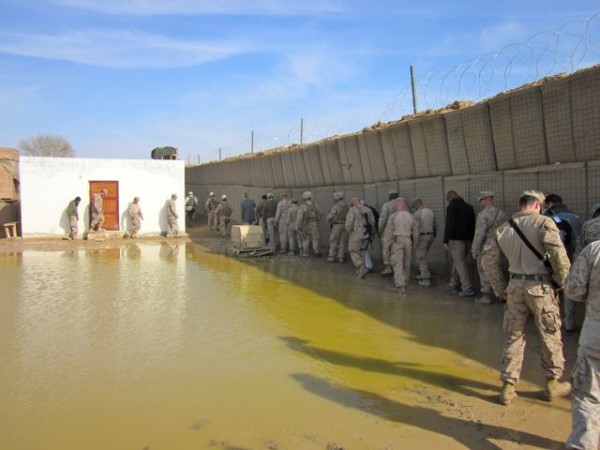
top-left (0, 228), bottom-right (579, 449)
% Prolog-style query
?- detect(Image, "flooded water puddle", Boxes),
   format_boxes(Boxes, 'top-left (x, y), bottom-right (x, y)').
top-left (0, 242), bottom-right (573, 449)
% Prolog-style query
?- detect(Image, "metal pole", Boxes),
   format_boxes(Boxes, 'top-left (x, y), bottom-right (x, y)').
top-left (219, 147), bottom-right (222, 160)
top-left (251, 131), bottom-right (254, 153)
top-left (410, 65), bottom-right (418, 114)
top-left (300, 118), bottom-right (304, 145)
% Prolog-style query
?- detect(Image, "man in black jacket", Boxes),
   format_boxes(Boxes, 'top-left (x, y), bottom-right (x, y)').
top-left (444, 190), bottom-right (476, 296)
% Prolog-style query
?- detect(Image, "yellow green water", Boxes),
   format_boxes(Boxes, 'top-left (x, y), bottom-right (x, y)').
top-left (0, 242), bottom-right (572, 449)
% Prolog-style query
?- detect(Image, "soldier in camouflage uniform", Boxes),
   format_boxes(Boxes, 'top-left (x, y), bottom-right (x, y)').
top-left (564, 240), bottom-right (600, 450)
top-left (379, 191), bottom-right (399, 275)
top-left (471, 191), bottom-right (508, 304)
top-left (286, 200), bottom-right (300, 255)
top-left (482, 190), bottom-right (572, 406)
top-left (275, 193), bottom-right (291, 253)
top-left (125, 197), bottom-right (144, 238)
top-left (575, 202), bottom-right (600, 257)
top-left (345, 197), bottom-right (375, 279)
top-left (215, 195), bottom-right (233, 237)
top-left (167, 193), bottom-right (179, 237)
top-left (296, 191), bottom-right (322, 257)
top-left (327, 192), bottom-right (349, 263)
top-left (384, 199), bottom-right (419, 295)
top-left (90, 188), bottom-right (108, 231)
top-left (204, 192), bottom-right (218, 231)
top-left (412, 198), bottom-right (436, 287)
top-left (65, 196), bottom-right (81, 240)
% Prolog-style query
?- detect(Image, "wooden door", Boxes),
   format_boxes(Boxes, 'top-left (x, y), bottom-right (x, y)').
top-left (89, 181), bottom-right (119, 231)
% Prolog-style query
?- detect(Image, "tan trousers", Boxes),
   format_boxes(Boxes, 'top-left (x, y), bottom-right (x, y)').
top-left (501, 279), bottom-right (564, 384)
top-left (449, 240), bottom-right (472, 291)
top-left (415, 236), bottom-right (433, 279)
top-left (348, 235), bottom-right (367, 269)
top-left (390, 237), bottom-right (412, 288)
top-left (328, 224), bottom-right (347, 261)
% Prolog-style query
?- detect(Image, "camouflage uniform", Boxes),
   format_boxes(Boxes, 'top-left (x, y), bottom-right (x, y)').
top-left (575, 215), bottom-right (600, 257)
top-left (565, 241), bottom-right (600, 450)
top-left (413, 206), bottom-right (436, 281)
top-left (90, 192), bottom-right (105, 231)
top-left (127, 200), bottom-right (144, 237)
top-left (327, 198), bottom-right (349, 262)
top-left (167, 197), bottom-right (179, 237)
top-left (275, 197), bottom-right (290, 252)
top-left (204, 196), bottom-right (218, 231)
top-left (345, 204), bottom-right (375, 276)
top-left (66, 199), bottom-right (79, 239)
top-left (383, 210), bottom-right (419, 289)
top-left (482, 209), bottom-right (571, 388)
top-left (297, 199), bottom-right (321, 256)
top-left (378, 199), bottom-right (398, 271)
top-left (286, 202), bottom-right (300, 254)
top-left (472, 204), bottom-right (508, 295)
top-left (215, 200), bottom-right (233, 237)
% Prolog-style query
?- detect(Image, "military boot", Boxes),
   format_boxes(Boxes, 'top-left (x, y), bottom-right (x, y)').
top-left (545, 378), bottom-right (571, 401)
top-left (499, 382), bottom-right (517, 405)
top-left (356, 266), bottom-right (369, 279)
top-left (381, 265), bottom-right (393, 276)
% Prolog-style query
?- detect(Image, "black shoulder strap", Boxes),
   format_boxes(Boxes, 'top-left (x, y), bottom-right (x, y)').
top-left (508, 219), bottom-right (544, 261)
top-left (508, 219), bottom-right (553, 273)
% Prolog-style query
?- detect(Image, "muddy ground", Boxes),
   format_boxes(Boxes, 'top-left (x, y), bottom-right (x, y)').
top-left (0, 225), bottom-right (581, 449)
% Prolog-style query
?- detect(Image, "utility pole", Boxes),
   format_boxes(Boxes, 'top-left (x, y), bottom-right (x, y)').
top-left (219, 147), bottom-right (222, 160)
top-left (251, 131), bottom-right (254, 153)
top-left (410, 65), bottom-right (418, 114)
top-left (197, 155), bottom-right (200, 164)
top-left (300, 118), bottom-right (304, 146)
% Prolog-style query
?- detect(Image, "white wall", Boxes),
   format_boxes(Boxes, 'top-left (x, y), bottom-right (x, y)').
top-left (20, 157), bottom-right (185, 236)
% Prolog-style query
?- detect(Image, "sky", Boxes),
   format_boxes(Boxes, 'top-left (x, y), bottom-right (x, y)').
top-left (1, 1), bottom-right (599, 162)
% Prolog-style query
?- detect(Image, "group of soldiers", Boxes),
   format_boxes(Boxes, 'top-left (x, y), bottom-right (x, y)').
top-left (64, 189), bottom-right (183, 239)
top-left (201, 187), bottom-right (600, 446)
top-left (480, 190), bottom-right (600, 449)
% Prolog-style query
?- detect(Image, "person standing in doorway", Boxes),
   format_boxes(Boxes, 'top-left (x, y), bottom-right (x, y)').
top-left (90, 188), bottom-right (108, 232)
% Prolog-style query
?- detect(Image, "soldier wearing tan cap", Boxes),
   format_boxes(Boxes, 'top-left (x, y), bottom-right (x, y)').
top-left (471, 191), bottom-right (508, 304)
top-left (482, 190), bottom-right (572, 406)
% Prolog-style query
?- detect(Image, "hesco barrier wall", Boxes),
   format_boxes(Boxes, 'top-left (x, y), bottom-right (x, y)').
top-left (187, 65), bottom-right (600, 274)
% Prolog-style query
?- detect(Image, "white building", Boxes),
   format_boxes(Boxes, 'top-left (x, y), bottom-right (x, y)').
top-left (20, 157), bottom-right (185, 237)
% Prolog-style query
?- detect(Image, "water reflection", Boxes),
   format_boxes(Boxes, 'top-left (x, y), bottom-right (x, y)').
top-left (0, 242), bottom-right (572, 450)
